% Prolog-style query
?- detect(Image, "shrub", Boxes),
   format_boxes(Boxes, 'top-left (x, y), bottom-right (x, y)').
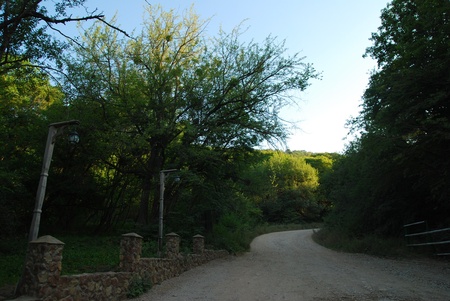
top-left (127, 273), bottom-right (152, 298)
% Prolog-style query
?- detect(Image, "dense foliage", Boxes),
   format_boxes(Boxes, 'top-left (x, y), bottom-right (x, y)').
top-left (241, 151), bottom-right (332, 224)
top-left (0, 3), bottom-right (332, 249)
top-left (323, 0), bottom-right (450, 237)
top-left (0, 0), bottom-right (110, 72)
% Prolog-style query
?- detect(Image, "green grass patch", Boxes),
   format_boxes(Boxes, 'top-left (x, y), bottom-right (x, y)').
top-left (312, 227), bottom-right (428, 258)
top-left (0, 237), bottom-right (27, 287)
top-left (0, 235), bottom-right (123, 289)
top-left (0, 233), bottom-right (164, 291)
top-left (59, 236), bottom-right (120, 275)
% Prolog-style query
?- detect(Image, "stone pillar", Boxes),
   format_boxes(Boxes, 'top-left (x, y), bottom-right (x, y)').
top-left (120, 233), bottom-right (143, 272)
top-left (19, 235), bottom-right (64, 298)
top-left (165, 233), bottom-right (180, 259)
top-left (192, 234), bottom-right (205, 254)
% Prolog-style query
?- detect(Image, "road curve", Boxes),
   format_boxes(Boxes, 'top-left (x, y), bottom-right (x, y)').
top-left (133, 229), bottom-right (450, 301)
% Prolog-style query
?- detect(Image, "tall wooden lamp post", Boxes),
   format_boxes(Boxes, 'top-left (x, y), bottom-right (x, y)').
top-left (28, 120), bottom-right (80, 241)
top-left (158, 169), bottom-right (179, 255)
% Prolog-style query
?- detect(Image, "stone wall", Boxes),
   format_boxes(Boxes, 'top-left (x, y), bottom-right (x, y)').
top-left (17, 233), bottom-right (228, 301)
top-left (51, 272), bottom-right (132, 301)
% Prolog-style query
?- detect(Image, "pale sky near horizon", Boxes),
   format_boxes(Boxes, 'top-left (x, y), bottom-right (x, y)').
top-left (58, 1), bottom-right (390, 153)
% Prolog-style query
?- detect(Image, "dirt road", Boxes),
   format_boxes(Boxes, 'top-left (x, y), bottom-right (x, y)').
top-left (133, 230), bottom-right (450, 301)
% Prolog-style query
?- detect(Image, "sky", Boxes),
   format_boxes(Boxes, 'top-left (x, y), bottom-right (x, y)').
top-left (59, 0), bottom-right (390, 153)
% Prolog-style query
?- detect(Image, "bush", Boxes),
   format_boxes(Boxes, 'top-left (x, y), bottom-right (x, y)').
top-left (127, 273), bottom-right (152, 298)
top-left (210, 213), bottom-right (250, 253)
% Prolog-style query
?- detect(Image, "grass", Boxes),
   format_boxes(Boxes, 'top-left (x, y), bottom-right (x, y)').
top-left (312, 227), bottom-right (431, 258)
top-left (0, 235), bottom-right (122, 289)
top-left (0, 233), bottom-right (163, 300)
top-left (58, 236), bottom-right (120, 275)
top-left (0, 237), bottom-right (27, 288)
top-left (0, 233), bottom-right (163, 292)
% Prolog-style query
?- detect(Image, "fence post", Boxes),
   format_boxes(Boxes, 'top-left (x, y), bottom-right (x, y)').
top-left (165, 233), bottom-right (180, 259)
top-left (18, 235), bottom-right (64, 298)
top-left (193, 234), bottom-right (205, 254)
top-left (120, 233), bottom-right (143, 272)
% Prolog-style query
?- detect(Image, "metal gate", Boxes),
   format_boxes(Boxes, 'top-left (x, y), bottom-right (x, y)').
top-left (403, 221), bottom-right (450, 256)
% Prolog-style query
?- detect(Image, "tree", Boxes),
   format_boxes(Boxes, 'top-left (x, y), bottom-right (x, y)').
top-left (0, 65), bottom-right (64, 237)
top-left (241, 151), bottom-right (325, 223)
top-left (0, 0), bottom-right (130, 73)
top-left (0, 61), bottom-right (139, 235)
top-left (62, 5), bottom-right (318, 226)
top-left (361, 0), bottom-right (450, 140)
top-left (325, 0), bottom-right (450, 237)
top-left (361, 0), bottom-right (450, 227)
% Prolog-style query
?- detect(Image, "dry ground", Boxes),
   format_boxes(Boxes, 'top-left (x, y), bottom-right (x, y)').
top-left (133, 229), bottom-right (450, 301)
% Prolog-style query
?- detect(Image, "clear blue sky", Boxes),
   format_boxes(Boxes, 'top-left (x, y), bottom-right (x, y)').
top-left (60, 0), bottom-right (390, 153)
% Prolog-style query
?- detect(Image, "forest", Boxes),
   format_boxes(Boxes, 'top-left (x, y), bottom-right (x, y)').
top-left (0, 1), bottom-right (328, 248)
top-left (322, 0), bottom-right (450, 238)
top-left (1, 0), bottom-right (449, 254)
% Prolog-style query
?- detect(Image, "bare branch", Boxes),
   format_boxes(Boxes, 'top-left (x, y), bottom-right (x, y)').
top-left (30, 11), bottom-right (105, 24)
top-left (47, 23), bottom-right (84, 49)
top-left (96, 18), bottom-right (132, 38)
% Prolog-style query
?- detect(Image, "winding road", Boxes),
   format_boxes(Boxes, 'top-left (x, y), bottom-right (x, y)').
top-left (134, 229), bottom-right (450, 301)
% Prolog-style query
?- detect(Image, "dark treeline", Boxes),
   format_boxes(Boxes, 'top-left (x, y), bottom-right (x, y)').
top-left (321, 0), bottom-right (450, 238)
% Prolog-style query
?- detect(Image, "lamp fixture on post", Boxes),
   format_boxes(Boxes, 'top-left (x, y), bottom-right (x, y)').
top-left (28, 120), bottom-right (80, 242)
top-left (68, 130), bottom-right (80, 145)
top-left (158, 169), bottom-right (179, 256)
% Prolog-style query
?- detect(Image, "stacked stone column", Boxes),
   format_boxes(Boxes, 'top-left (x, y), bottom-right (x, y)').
top-left (165, 233), bottom-right (180, 259)
top-left (18, 235), bottom-right (64, 298)
top-left (119, 233), bottom-right (143, 272)
top-left (193, 234), bottom-right (205, 254)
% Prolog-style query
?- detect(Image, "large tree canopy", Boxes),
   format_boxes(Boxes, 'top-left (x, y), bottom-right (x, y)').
top-left (62, 5), bottom-right (318, 225)
top-left (361, 0), bottom-right (450, 140)
top-left (361, 0), bottom-right (450, 217)
top-left (324, 0), bottom-right (450, 236)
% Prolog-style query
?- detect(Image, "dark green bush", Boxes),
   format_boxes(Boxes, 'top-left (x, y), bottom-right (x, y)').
top-left (127, 273), bottom-right (152, 298)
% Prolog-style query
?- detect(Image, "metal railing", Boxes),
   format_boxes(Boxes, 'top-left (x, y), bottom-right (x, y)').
top-left (403, 221), bottom-right (450, 256)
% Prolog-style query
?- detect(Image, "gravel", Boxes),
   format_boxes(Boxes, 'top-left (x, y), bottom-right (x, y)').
top-left (132, 229), bottom-right (450, 301)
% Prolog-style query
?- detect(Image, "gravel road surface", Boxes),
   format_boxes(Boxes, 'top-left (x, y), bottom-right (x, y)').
top-left (133, 229), bottom-right (450, 301)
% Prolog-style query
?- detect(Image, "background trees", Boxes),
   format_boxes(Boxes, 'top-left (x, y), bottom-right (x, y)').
top-left (323, 0), bottom-right (450, 237)
top-left (241, 151), bottom-right (334, 224)
top-left (0, 3), bottom-right (325, 242)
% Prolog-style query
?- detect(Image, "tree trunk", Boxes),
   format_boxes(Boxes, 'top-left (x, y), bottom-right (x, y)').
top-left (149, 186), bottom-right (160, 223)
top-left (136, 175), bottom-right (152, 225)
top-left (136, 141), bottom-right (165, 225)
